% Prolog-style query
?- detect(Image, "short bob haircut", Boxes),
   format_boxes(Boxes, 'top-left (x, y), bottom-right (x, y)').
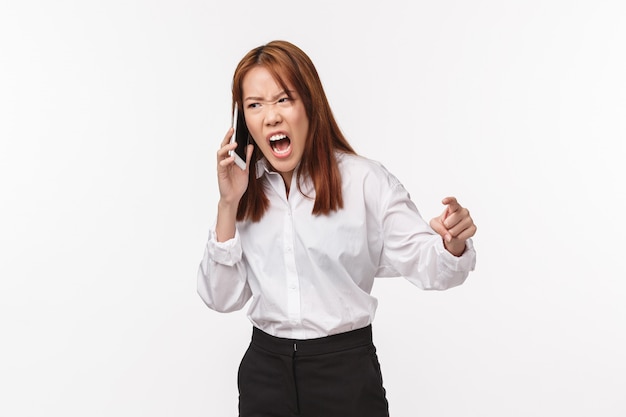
top-left (232, 40), bottom-right (356, 222)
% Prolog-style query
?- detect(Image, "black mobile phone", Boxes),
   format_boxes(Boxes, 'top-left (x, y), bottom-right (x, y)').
top-left (229, 105), bottom-right (249, 170)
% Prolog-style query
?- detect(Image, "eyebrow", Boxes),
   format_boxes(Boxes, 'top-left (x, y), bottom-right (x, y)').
top-left (244, 90), bottom-right (294, 102)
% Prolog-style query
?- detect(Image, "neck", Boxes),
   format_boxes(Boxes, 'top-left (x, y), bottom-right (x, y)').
top-left (281, 171), bottom-right (293, 196)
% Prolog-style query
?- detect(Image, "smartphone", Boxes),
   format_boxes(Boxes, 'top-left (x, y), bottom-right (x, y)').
top-left (229, 104), bottom-right (249, 170)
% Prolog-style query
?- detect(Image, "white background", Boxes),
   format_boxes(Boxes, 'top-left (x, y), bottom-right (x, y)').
top-left (1, 0), bottom-right (625, 416)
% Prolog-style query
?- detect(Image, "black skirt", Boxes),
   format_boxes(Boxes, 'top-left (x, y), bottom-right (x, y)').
top-left (238, 325), bottom-right (390, 417)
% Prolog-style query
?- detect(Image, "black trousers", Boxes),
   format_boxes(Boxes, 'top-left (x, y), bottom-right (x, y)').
top-left (238, 325), bottom-right (389, 417)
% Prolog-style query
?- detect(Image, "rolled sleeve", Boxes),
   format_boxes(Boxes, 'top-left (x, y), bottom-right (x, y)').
top-left (208, 229), bottom-right (243, 266)
top-left (197, 227), bottom-right (251, 313)
top-left (436, 238), bottom-right (477, 273)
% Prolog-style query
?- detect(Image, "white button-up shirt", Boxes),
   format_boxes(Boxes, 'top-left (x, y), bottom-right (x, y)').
top-left (198, 153), bottom-right (476, 339)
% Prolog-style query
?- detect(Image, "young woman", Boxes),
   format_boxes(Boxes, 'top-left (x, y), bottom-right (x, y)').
top-left (198, 40), bottom-right (477, 417)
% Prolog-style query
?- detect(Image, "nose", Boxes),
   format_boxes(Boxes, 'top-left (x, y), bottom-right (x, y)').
top-left (264, 103), bottom-right (282, 126)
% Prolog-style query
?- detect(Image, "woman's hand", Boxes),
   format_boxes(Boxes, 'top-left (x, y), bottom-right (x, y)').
top-left (429, 196), bottom-right (477, 257)
top-left (217, 128), bottom-right (254, 205)
top-left (215, 128), bottom-right (253, 242)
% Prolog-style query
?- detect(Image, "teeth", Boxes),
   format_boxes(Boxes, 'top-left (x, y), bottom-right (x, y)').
top-left (269, 134), bottom-right (287, 142)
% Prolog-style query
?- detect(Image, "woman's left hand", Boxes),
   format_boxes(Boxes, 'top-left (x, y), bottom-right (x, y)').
top-left (429, 196), bottom-right (477, 257)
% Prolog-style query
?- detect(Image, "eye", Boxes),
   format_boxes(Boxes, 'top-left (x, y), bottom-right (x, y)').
top-left (277, 97), bottom-right (291, 105)
top-left (247, 102), bottom-right (261, 109)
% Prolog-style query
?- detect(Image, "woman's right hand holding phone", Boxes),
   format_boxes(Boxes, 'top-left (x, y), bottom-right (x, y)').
top-left (215, 127), bottom-right (253, 242)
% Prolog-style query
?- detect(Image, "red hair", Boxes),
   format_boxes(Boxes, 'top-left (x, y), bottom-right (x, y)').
top-left (232, 40), bottom-right (356, 222)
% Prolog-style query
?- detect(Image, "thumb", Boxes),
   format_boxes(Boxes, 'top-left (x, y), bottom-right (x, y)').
top-left (430, 215), bottom-right (452, 243)
top-left (244, 143), bottom-right (254, 170)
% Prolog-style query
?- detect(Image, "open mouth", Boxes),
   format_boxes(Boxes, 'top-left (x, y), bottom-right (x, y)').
top-left (269, 134), bottom-right (292, 156)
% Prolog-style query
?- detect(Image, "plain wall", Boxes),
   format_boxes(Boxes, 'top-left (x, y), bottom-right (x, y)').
top-left (1, 0), bottom-right (625, 416)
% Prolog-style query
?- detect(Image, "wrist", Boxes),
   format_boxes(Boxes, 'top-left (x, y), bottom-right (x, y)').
top-left (444, 240), bottom-right (466, 257)
top-left (218, 198), bottom-right (240, 213)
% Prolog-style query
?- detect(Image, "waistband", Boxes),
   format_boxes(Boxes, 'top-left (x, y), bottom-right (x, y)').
top-left (251, 325), bottom-right (373, 357)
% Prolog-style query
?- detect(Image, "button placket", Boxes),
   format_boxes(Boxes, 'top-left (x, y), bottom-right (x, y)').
top-left (283, 205), bottom-right (301, 328)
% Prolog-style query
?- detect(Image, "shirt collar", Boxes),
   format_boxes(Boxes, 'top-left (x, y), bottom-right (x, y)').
top-left (255, 157), bottom-right (313, 194)
top-left (255, 157), bottom-right (303, 180)
top-left (255, 157), bottom-right (270, 179)
top-left (255, 152), bottom-right (346, 180)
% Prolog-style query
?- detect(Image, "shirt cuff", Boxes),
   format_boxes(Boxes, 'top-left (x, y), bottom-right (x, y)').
top-left (207, 228), bottom-right (243, 266)
top-left (436, 238), bottom-right (476, 272)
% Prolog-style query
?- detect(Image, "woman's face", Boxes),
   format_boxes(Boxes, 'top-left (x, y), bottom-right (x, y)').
top-left (242, 66), bottom-right (309, 187)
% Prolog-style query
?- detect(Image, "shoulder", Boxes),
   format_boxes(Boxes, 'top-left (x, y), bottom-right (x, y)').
top-left (336, 152), bottom-right (402, 189)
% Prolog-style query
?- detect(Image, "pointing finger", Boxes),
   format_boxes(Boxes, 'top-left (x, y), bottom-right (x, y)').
top-left (442, 196), bottom-right (461, 215)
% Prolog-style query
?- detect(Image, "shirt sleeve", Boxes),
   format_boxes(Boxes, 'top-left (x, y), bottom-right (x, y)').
top-left (197, 227), bottom-right (252, 312)
top-left (378, 181), bottom-right (476, 290)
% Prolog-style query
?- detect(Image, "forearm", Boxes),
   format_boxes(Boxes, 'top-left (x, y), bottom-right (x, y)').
top-left (215, 200), bottom-right (238, 242)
